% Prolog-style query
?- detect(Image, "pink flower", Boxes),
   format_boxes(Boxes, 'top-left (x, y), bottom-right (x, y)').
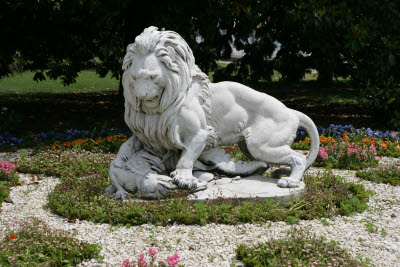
top-left (137, 254), bottom-right (147, 267)
top-left (319, 147), bottom-right (328, 160)
top-left (148, 247), bottom-right (157, 258)
top-left (121, 259), bottom-right (131, 267)
top-left (167, 254), bottom-right (181, 267)
top-left (369, 145), bottom-right (377, 156)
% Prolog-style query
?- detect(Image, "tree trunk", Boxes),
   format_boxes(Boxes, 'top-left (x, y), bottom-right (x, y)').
top-left (118, 1), bottom-right (156, 102)
top-left (118, 76), bottom-right (124, 103)
top-left (317, 70), bottom-right (333, 83)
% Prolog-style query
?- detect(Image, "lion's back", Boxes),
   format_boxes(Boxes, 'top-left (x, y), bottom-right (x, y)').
top-left (210, 81), bottom-right (288, 115)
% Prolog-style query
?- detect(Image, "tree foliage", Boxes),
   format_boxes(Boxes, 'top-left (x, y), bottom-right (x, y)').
top-left (214, 0), bottom-right (400, 128)
top-left (0, 0), bottom-right (236, 85)
top-left (1, 0), bottom-right (399, 127)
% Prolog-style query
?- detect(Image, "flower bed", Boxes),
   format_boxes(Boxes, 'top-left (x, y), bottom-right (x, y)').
top-left (44, 134), bottom-right (128, 153)
top-left (0, 217), bottom-right (102, 266)
top-left (3, 123), bottom-right (398, 266)
top-left (356, 163), bottom-right (400, 185)
top-left (1, 124), bottom-right (399, 154)
top-left (315, 142), bottom-right (378, 170)
top-left (15, 148), bottom-right (371, 226)
top-left (299, 124), bottom-right (400, 141)
top-left (0, 128), bottom-right (131, 151)
top-left (236, 230), bottom-right (366, 267)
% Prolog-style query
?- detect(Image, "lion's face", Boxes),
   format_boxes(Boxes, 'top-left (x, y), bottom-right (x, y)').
top-left (122, 26), bottom-right (211, 153)
top-left (125, 53), bottom-right (169, 113)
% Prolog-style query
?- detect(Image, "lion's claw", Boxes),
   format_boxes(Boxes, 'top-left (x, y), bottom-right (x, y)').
top-left (277, 177), bottom-right (300, 188)
top-left (113, 189), bottom-right (131, 200)
top-left (171, 169), bottom-right (203, 190)
top-left (175, 176), bottom-right (198, 189)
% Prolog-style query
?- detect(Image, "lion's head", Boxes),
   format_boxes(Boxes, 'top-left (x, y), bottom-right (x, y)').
top-left (122, 26), bottom-right (195, 115)
top-left (122, 26), bottom-right (209, 154)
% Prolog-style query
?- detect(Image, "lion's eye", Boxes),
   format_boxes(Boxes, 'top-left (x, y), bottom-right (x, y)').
top-left (150, 74), bottom-right (157, 80)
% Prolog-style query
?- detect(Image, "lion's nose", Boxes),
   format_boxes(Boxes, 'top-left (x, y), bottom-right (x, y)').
top-left (136, 88), bottom-right (149, 99)
top-left (135, 81), bottom-right (156, 100)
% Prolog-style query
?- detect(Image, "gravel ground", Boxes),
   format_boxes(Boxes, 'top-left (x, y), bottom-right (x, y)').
top-left (1, 156), bottom-right (400, 267)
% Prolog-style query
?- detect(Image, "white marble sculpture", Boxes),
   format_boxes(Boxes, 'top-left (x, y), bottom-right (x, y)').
top-left (105, 26), bottom-right (320, 200)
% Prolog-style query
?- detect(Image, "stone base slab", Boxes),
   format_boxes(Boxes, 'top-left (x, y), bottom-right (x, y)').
top-left (188, 175), bottom-right (305, 203)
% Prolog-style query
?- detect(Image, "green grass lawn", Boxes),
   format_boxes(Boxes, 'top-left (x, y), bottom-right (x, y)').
top-left (0, 70), bottom-right (119, 95)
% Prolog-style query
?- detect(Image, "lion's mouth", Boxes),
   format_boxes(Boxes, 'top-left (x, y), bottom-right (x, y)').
top-left (143, 95), bottom-right (160, 108)
top-left (147, 95), bottom-right (159, 103)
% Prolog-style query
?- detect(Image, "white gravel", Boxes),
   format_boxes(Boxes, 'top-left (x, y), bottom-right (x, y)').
top-left (1, 157), bottom-right (400, 267)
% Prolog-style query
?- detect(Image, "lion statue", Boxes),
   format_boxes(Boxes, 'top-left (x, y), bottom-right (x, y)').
top-left (106, 26), bottom-right (320, 200)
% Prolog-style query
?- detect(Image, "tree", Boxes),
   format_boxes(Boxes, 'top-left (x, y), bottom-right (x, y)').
top-left (213, 0), bottom-right (400, 128)
top-left (0, 0), bottom-right (236, 90)
top-left (2, 0), bottom-right (399, 127)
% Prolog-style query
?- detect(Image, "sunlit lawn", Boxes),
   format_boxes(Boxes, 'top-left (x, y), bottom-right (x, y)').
top-left (0, 70), bottom-right (119, 95)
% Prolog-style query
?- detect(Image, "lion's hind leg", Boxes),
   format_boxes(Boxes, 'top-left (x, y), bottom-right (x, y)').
top-left (246, 142), bottom-right (307, 188)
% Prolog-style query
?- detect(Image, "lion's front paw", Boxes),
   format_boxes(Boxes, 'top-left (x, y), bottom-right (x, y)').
top-left (171, 169), bottom-right (200, 189)
top-left (104, 185), bottom-right (116, 197)
top-left (277, 177), bottom-right (300, 188)
top-left (114, 189), bottom-right (131, 200)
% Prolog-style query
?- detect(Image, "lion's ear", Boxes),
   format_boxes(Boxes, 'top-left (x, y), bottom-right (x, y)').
top-left (166, 46), bottom-right (176, 62)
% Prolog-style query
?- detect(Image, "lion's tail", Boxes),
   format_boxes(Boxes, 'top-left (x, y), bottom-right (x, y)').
top-left (295, 110), bottom-right (320, 170)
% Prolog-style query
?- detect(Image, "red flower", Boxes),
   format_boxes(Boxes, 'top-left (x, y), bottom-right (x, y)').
top-left (9, 234), bottom-right (16, 239)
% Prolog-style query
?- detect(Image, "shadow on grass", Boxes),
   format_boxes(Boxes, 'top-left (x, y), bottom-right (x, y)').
top-left (0, 77), bottom-right (376, 137)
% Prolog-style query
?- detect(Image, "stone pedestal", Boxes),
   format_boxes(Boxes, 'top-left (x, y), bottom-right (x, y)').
top-left (189, 175), bottom-right (305, 203)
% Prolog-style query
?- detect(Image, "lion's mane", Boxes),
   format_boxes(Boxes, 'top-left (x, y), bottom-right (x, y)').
top-left (122, 26), bottom-right (211, 155)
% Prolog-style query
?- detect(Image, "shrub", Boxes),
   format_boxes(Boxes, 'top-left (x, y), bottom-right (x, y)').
top-left (236, 230), bottom-right (367, 266)
top-left (0, 181), bottom-right (10, 204)
top-left (0, 160), bottom-right (19, 204)
top-left (0, 217), bottom-right (102, 266)
top-left (0, 160), bottom-right (18, 183)
top-left (0, 107), bottom-right (20, 134)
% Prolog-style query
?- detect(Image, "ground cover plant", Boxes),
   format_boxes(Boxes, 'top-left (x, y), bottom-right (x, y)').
top-left (0, 217), bottom-right (102, 266)
top-left (236, 230), bottom-right (367, 267)
top-left (0, 160), bottom-right (19, 205)
top-left (16, 148), bottom-right (114, 180)
top-left (356, 164), bottom-right (400, 186)
top-left (15, 148), bottom-right (371, 226)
